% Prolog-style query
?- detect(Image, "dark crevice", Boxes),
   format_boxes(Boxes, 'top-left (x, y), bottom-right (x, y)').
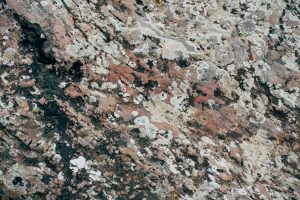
top-left (176, 59), bottom-right (190, 68)
top-left (254, 77), bottom-right (289, 122)
top-left (12, 177), bottom-right (24, 186)
top-left (234, 68), bottom-right (247, 91)
top-left (68, 60), bottom-right (83, 82)
top-left (0, 10), bottom-right (84, 196)
top-left (13, 13), bottom-right (56, 64)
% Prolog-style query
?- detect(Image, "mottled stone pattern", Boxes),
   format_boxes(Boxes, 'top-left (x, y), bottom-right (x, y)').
top-left (0, 0), bottom-right (299, 199)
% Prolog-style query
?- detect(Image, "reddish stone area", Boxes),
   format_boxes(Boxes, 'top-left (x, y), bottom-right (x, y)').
top-left (0, 0), bottom-right (299, 199)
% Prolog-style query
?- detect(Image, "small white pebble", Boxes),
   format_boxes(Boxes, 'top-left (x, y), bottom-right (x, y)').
top-left (128, 61), bottom-right (136, 68)
top-left (59, 82), bottom-right (67, 88)
top-left (57, 172), bottom-right (65, 180)
top-left (40, 1), bottom-right (48, 6)
top-left (89, 170), bottom-right (102, 181)
top-left (70, 156), bottom-right (86, 170)
top-left (159, 92), bottom-right (167, 101)
top-left (90, 82), bottom-right (99, 89)
top-left (132, 111), bottom-right (139, 117)
top-left (89, 96), bottom-right (97, 103)
top-left (134, 116), bottom-right (149, 126)
top-left (185, 170), bottom-right (191, 176)
top-left (89, 0), bottom-right (98, 4)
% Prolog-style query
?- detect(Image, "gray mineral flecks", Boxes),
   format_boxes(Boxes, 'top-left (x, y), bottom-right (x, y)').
top-left (0, 0), bottom-right (299, 199)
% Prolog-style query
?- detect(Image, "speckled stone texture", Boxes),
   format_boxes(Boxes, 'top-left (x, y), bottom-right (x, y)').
top-left (0, 0), bottom-right (299, 199)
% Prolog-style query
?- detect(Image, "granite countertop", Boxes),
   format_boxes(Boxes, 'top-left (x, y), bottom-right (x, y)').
top-left (0, 0), bottom-right (299, 199)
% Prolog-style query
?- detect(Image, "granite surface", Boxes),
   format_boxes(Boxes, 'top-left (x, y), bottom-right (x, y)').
top-left (0, 0), bottom-right (299, 199)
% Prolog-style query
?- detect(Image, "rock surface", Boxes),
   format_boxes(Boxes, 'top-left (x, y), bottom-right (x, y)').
top-left (0, 0), bottom-right (299, 199)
